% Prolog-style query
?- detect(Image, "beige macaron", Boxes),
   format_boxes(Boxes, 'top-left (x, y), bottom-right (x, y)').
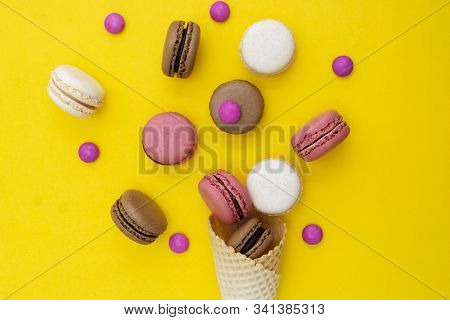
top-left (48, 65), bottom-right (104, 117)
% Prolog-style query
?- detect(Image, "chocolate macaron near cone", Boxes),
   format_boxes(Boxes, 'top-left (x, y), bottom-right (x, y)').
top-left (291, 110), bottom-right (350, 162)
top-left (162, 21), bottom-right (200, 78)
top-left (208, 213), bottom-right (286, 299)
top-left (227, 217), bottom-right (273, 259)
top-left (111, 190), bottom-right (167, 245)
top-left (198, 169), bottom-right (252, 224)
top-left (209, 80), bottom-right (264, 134)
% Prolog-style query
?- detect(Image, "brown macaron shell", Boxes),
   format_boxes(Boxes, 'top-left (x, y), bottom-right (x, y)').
top-left (227, 218), bottom-right (273, 259)
top-left (209, 80), bottom-right (264, 134)
top-left (111, 189), bottom-right (168, 245)
top-left (162, 21), bottom-right (200, 78)
top-left (162, 21), bottom-right (184, 77)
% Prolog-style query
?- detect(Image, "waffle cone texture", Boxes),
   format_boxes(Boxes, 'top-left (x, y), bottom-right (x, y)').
top-left (208, 214), bottom-right (286, 300)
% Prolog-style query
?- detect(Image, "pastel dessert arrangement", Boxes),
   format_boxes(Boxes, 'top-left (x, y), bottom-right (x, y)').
top-left (46, 2), bottom-right (354, 300)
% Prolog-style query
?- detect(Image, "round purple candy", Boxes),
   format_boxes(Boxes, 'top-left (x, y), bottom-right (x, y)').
top-left (332, 55), bottom-right (354, 77)
top-left (78, 142), bottom-right (99, 163)
top-left (302, 224), bottom-right (323, 245)
top-left (210, 1), bottom-right (230, 22)
top-left (219, 100), bottom-right (241, 124)
top-left (104, 13), bottom-right (125, 34)
top-left (169, 233), bottom-right (189, 254)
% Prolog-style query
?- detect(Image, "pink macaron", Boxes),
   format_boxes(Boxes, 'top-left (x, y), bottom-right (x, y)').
top-left (142, 112), bottom-right (197, 165)
top-left (291, 110), bottom-right (350, 162)
top-left (198, 170), bottom-right (252, 224)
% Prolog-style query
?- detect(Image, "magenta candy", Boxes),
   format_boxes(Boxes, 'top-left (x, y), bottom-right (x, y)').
top-left (210, 1), bottom-right (230, 22)
top-left (302, 224), bottom-right (323, 245)
top-left (169, 233), bottom-right (189, 254)
top-left (332, 55), bottom-right (354, 77)
top-left (219, 100), bottom-right (241, 124)
top-left (104, 13), bottom-right (125, 34)
top-left (78, 142), bottom-right (99, 163)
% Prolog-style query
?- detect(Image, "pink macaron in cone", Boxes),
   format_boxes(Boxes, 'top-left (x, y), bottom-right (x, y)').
top-left (291, 110), bottom-right (350, 162)
top-left (198, 170), bottom-right (252, 224)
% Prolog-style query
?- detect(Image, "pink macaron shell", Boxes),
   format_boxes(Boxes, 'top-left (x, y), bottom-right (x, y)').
top-left (291, 110), bottom-right (341, 151)
top-left (198, 170), bottom-right (252, 225)
top-left (199, 178), bottom-right (236, 224)
top-left (143, 112), bottom-right (197, 165)
top-left (301, 123), bottom-right (350, 161)
top-left (215, 169), bottom-right (252, 213)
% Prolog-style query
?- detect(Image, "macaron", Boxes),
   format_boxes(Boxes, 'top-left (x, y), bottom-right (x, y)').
top-left (240, 19), bottom-right (295, 75)
top-left (291, 110), bottom-right (350, 162)
top-left (162, 21), bottom-right (200, 78)
top-left (198, 169), bottom-right (252, 224)
top-left (209, 80), bottom-right (264, 134)
top-left (227, 217), bottom-right (273, 259)
top-left (142, 112), bottom-right (197, 165)
top-left (247, 158), bottom-right (302, 215)
top-left (48, 65), bottom-right (104, 117)
top-left (111, 189), bottom-right (168, 244)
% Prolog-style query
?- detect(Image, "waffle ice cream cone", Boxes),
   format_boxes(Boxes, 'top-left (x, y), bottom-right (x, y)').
top-left (208, 214), bottom-right (286, 300)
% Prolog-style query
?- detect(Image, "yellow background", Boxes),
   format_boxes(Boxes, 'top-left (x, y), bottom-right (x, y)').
top-left (1, 0), bottom-right (449, 299)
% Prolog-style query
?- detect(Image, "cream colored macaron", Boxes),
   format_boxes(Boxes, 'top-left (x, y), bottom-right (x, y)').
top-left (48, 65), bottom-right (104, 117)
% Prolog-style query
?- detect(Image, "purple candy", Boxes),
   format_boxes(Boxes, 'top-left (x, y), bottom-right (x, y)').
top-left (302, 224), bottom-right (323, 245)
top-left (332, 55), bottom-right (354, 77)
top-left (210, 1), bottom-right (230, 22)
top-left (169, 233), bottom-right (189, 254)
top-left (219, 100), bottom-right (241, 124)
top-left (78, 142), bottom-right (99, 163)
top-left (104, 13), bottom-right (125, 34)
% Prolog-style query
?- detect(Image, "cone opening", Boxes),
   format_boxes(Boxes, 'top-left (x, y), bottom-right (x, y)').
top-left (208, 214), bottom-right (286, 262)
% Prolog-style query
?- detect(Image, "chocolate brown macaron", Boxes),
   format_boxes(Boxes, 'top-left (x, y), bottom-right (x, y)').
top-left (227, 217), bottom-right (273, 259)
top-left (209, 80), bottom-right (264, 134)
top-left (162, 21), bottom-right (200, 78)
top-left (111, 190), bottom-right (168, 244)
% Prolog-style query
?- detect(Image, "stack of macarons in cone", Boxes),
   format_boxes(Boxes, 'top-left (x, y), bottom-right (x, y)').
top-left (198, 158), bottom-right (302, 300)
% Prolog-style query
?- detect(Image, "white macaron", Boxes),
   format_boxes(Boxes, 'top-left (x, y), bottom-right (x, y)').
top-left (247, 158), bottom-right (302, 215)
top-left (240, 19), bottom-right (296, 75)
top-left (48, 65), bottom-right (104, 118)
